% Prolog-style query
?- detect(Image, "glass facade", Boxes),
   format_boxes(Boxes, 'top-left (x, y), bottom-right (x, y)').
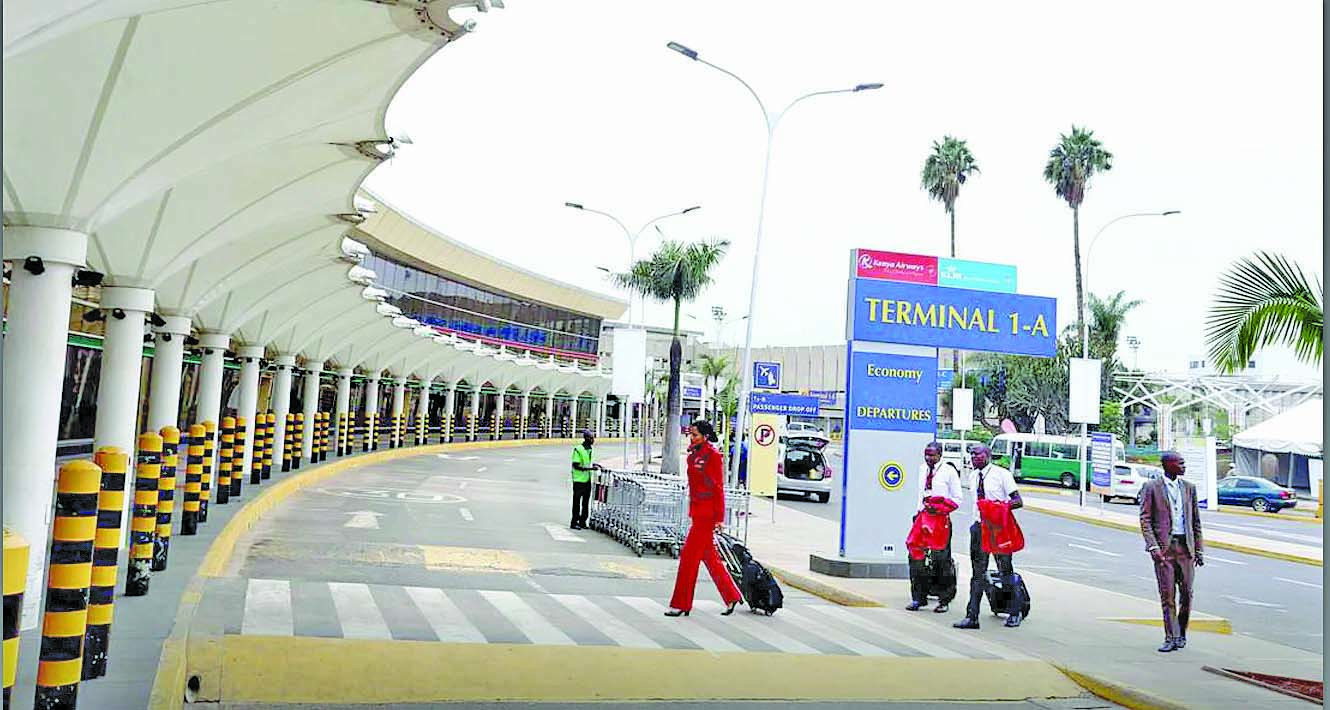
top-left (363, 253), bottom-right (602, 362)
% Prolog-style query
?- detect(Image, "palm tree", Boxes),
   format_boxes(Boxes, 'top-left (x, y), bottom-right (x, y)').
top-left (1087, 290), bottom-right (1143, 363)
top-left (698, 353), bottom-right (731, 423)
top-left (920, 136), bottom-right (980, 259)
top-left (1043, 126), bottom-right (1113, 349)
top-left (615, 238), bottom-right (730, 475)
top-left (1205, 252), bottom-right (1323, 373)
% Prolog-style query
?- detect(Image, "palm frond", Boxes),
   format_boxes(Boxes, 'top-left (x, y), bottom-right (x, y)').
top-left (1043, 126), bottom-right (1113, 208)
top-left (920, 135), bottom-right (979, 212)
top-left (1205, 252), bottom-right (1323, 372)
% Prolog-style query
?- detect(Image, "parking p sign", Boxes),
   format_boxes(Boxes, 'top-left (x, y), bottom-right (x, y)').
top-left (753, 361), bottom-right (781, 390)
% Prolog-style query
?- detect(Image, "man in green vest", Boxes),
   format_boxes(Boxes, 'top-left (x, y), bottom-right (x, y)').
top-left (570, 431), bottom-right (600, 529)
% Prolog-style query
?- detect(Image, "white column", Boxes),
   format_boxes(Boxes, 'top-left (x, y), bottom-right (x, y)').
top-left (520, 393), bottom-right (531, 439)
top-left (392, 378), bottom-right (406, 447)
top-left (416, 379), bottom-right (432, 444)
top-left (444, 385), bottom-right (457, 441)
top-left (469, 388), bottom-right (481, 441)
top-left (333, 366), bottom-right (351, 456)
top-left (93, 287), bottom-right (155, 454)
top-left (236, 345), bottom-right (264, 474)
top-left (146, 315), bottom-right (192, 432)
top-left (544, 395), bottom-right (554, 438)
top-left (495, 390), bottom-right (506, 440)
top-left (598, 395), bottom-right (608, 438)
top-left (1, 227), bottom-right (87, 628)
top-left (271, 354), bottom-right (296, 468)
top-left (365, 375), bottom-right (381, 449)
top-left (196, 332), bottom-right (231, 453)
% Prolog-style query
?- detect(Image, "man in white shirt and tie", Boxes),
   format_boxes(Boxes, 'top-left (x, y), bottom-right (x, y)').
top-left (907, 441), bottom-right (964, 613)
top-left (955, 444), bottom-right (1024, 629)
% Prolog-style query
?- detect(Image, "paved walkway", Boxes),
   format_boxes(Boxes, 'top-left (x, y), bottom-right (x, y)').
top-left (743, 500), bottom-right (1323, 710)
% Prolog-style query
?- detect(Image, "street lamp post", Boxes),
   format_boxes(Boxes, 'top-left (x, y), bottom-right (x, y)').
top-left (1077, 210), bottom-right (1179, 507)
top-left (566, 202), bottom-right (700, 467)
top-left (667, 40), bottom-right (881, 486)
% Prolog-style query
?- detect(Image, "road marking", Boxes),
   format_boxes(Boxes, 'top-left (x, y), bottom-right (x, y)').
top-left (616, 596), bottom-right (743, 652)
top-left (459, 481), bottom-right (469, 490)
top-left (1067, 543), bottom-right (1121, 557)
top-left (1205, 556), bottom-right (1246, 566)
top-left (420, 545), bottom-right (530, 573)
top-left (1222, 594), bottom-right (1284, 610)
top-left (802, 605), bottom-right (964, 659)
top-left (459, 508), bottom-right (474, 521)
top-left (694, 601), bottom-right (820, 654)
top-left (343, 510), bottom-right (383, 529)
top-left (242, 579), bottom-right (293, 636)
top-left (543, 523), bottom-right (586, 543)
top-left (479, 590), bottom-right (575, 645)
top-left (1050, 531), bottom-right (1101, 544)
top-left (1275, 576), bottom-right (1322, 589)
top-left (404, 587), bottom-right (486, 643)
top-left (436, 454), bottom-right (479, 461)
top-left (1206, 521), bottom-right (1323, 545)
top-left (328, 582), bottom-right (392, 639)
top-left (477, 466), bottom-right (488, 473)
top-left (772, 607), bottom-right (896, 656)
top-left (551, 594), bottom-right (660, 649)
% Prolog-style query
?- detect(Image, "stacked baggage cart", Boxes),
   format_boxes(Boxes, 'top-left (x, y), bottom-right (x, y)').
top-left (589, 467), bottom-right (749, 557)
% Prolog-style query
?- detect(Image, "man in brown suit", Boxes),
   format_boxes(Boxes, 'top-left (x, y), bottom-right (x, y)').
top-left (1139, 451), bottom-right (1204, 652)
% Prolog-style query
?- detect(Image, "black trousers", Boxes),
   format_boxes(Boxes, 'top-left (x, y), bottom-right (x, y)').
top-left (908, 522), bottom-right (955, 604)
top-left (965, 521), bottom-right (1017, 619)
top-left (570, 480), bottom-right (591, 527)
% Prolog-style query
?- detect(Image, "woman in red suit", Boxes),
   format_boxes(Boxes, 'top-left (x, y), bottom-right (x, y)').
top-left (666, 420), bottom-right (744, 617)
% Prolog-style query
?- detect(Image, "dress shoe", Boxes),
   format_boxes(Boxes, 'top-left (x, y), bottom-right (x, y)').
top-left (933, 603), bottom-right (949, 614)
top-left (953, 618), bottom-right (980, 630)
top-left (905, 601), bottom-right (924, 612)
top-left (663, 608), bottom-right (690, 617)
top-left (1004, 612), bottom-right (1022, 628)
top-left (721, 601), bottom-right (740, 616)
top-left (1157, 638), bottom-right (1177, 653)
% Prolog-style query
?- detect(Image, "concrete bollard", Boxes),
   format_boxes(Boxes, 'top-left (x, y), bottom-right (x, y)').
top-left (230, 417), bottom-right (246, 498)
top-left (217, 418), bottom-right (234, 505)
top-left (82, 448), bottom-right (127, 680)
top-left (200, 421), bottom-right (216, 523)
top-left (179, 425), bottom-right (205, 536)
top-left (151, 426), bottom-right (180, 572)
top-left (282, 413), bottom-right (293, 473)
top-left (336, 413), bottom-right (347, 457)
top-left (262, 412), bottom-right (275, 480)
top-left (293, 413), bottom-right (304, 470)
top-left (125, 434), bottom-right (162, 596)
top-left (33, 460), bottom-right (100, 710)
top-left (4, 529), bottom-right (31, 709)
top-left (250, 415), bottom-right (264, 486)
top-left (320, 412), bottom-right (330, 462)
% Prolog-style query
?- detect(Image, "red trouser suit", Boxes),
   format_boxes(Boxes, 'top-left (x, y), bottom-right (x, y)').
top-left (669, 441), bottom-right (743, 611)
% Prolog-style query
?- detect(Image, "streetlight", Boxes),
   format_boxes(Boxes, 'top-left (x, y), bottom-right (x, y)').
top-left (1125, 335), bottom-right (1141, 371)
top-left (1076, 210), bottom-right (1179, 507)
top-left (666, 40), bottom-right (882, 485)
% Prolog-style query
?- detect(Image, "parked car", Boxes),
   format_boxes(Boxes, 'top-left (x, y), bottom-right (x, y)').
top-left (786, 421), bottom-right (827, 439)
top-left (1103, 463), bottom-right (1162, 504)
top-left (1217, 475), bottom-right (1298, 513)
top-left (777, 434), bottom-right (832, 503)
top-left (938, 438), bottom-right (977, 473)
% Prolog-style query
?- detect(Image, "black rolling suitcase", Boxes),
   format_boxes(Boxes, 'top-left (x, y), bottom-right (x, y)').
top-left (985, 571), bottom-right (1031, 618)
top-left (926, 552), bottom-right (957, 601)
top-left (715, 532), bottom-right (784, 615)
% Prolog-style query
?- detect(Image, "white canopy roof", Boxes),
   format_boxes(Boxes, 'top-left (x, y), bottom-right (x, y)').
top-left (1232, 398), bottom-right (1323, 457)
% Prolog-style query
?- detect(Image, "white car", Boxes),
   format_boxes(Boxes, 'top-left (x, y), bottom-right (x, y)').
top-left (777, 434), bottom-right (833, 503)
top-left (1103, 463), bottom-right (1162, 504)
top-left (938, 438), bottom-right (976, 473)
top-left (786, 421), bottom-right (827, 439)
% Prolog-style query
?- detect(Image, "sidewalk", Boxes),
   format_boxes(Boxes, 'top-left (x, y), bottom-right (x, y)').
top-left (744, 501), bottom-right (1322, 710)
top-left (1020, 495), bottom-right (1322, 566)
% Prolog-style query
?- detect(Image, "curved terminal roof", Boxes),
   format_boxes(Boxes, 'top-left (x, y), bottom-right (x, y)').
top-left (354, 191), bottom-right (627, 321)
top-left (3, 0), bottom-right (610, 395)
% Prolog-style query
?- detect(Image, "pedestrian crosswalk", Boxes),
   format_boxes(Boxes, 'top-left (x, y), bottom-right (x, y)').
top-left (219, 578), bottom-right (1032, 660)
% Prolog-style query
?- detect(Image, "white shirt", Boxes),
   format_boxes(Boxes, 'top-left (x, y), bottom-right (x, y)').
top-left (969, 463), bottom-right (1018, 518)
top-left (1164, 476), bottom-right (1187, 535)
top-left (916, 461), bottom-right (964, 512)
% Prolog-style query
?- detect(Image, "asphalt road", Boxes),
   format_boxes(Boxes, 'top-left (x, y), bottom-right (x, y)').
top-left (779, 451), bottom-right (1324, 654)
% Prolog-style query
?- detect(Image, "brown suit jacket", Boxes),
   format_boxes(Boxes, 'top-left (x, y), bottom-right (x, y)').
top-left (1139, 476), bottom-right (1203, 557)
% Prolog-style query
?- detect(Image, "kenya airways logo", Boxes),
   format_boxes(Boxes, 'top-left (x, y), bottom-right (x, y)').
top-left (858, 253), bottom-right (876, 270)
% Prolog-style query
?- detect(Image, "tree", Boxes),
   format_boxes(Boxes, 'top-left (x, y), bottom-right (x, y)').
top-left (1043, 126), bottom-right (1113, 350)
top-left (615, 238), bottom-right (730, 474)
top-left (698, 353), bottom-right (731, 423)
top-left (1088, 290), bottom-right (1143, 400)
top-left (1096, 401), bottom-right (1126, 439)
top-left (920, 136), bottom-right (980, 259)
top-left (1204, 251), bottom-right (1323, 373)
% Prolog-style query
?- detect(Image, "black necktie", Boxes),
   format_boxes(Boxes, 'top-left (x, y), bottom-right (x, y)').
top-left (977, 467), bottom-right (987, 500)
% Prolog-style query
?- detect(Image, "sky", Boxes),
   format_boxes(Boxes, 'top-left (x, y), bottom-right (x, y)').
top-left (364, 0), bottom-right (1323, 378)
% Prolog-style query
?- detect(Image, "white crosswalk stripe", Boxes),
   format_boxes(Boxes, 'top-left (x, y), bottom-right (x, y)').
top-left (801, 604), bottom-right (965, 658)
top-left (552, 594), bottom-right (660, 649)
top-left (327, 582), bottom-right (392, 639)
top-left (242, 579), bottom-right (293, 636)
top-left (693, 601), bottom-right (820, 654)
top-left (615, 596), bottom-right (744, 652)
top-left (479, 590), bottom-right (576, 645)
top-left (771, 607), bottom-right (897, 657)
top-left (405, 586), bottom-right (487, 643)
top-left (542, 523), bottom-right (585, 543)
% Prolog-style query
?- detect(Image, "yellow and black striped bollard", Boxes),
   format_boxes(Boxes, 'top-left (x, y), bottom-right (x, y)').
top-left (152, 426), bottom-right (179, 572)
top-left (200, 420), bottom-right (216, 523)
top-left (82, 448), bottom-right (126, 680)
top-left (231, 417), bottom-right (246, 498)
top-left (180, 425), bottom-right (204, 536)
top-left (335, 413), bottom-right (345, 457)
top-left (126, 433), bottom-right (161, 596)
top-left (249, 414), bottom-right (263, 486)
top-left (217, 418), bottom-right (233, 505)
top-left (262, 411), bottom-right (275, 480)
top-left (292, 413), bottom-right (303, 470)
top-left (361, 413), bottom-right (369, 452)
top-left (320, 412), bottom-right (330, 462)
top-left (282, 413), bottom-right (293, 473)
top-left (4, 528), bottom-right (31, 709)
top-left (34, 459), bottom-right (99, 710)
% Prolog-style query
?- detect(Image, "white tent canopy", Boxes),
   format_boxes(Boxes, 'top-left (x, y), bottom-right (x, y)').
top-left (1233, 398), bottom-right (1322, 457)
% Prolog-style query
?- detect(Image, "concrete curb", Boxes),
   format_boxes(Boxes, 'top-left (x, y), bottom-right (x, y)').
top-left (146, 438), bottom-right (605, 710)
top-left (767, 564), bottom-right (883, 607)
top-left (1054, 663), bottom-right (1192, 710)
top-left (1217, 505), bottom-right (1322, 524)
top-left (1025, 501), bottom-right (1323, 567)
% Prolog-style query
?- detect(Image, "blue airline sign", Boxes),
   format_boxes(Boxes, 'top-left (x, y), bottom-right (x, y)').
top-left (846, 352), bottom-right (938, 433)
top-left (938, 257), bottom-right (1018, 293)
top-left (849, 279), bottom-right (1057, 357)
top-left (753, 361), bottom-right (781, 390)
top-left (749, 393), bottom-right (820, 416)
